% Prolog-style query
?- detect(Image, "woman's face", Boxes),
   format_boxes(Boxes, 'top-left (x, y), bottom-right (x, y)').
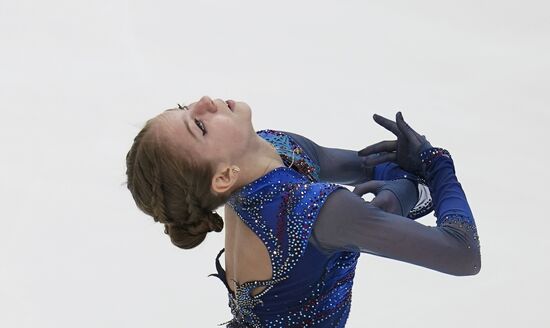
top-left (156, 95), bottom-right (256, 167)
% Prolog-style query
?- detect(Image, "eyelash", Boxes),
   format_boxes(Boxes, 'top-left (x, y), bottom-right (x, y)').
top-left (178, 103), bottom-right (206, 135)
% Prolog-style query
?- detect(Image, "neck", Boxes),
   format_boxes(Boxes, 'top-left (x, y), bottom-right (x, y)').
top-left (231, 136), bottom-right (285, 192)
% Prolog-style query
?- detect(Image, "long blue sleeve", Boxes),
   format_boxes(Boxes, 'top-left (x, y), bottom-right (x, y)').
top-left (373, 159), bottom-right (417, 181)
top-left (310, 149), bottom-right (481, 276)
top-left (427, 155), bottom-right (474, 223)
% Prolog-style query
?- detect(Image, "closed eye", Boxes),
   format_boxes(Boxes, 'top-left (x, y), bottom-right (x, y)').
top-left (195, 119), bottom-right (206, 135)
top-left (178, 103), bottom-right (206, 135)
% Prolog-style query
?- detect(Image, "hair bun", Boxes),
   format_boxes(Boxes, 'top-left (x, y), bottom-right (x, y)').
top-left (163, 222), bottom-right (206, 249)
top-left (205, 211), bottom-right (224, 232)
top-left (162, 211), bottom-right (223, 249)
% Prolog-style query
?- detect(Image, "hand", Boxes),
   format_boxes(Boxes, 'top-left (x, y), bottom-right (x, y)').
top-left (352, 180), bottom-right (402, 215)
top-left (357, 112), bottom-right (433, 178)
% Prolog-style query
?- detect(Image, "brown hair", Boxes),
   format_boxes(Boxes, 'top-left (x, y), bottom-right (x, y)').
top-left (125, 115), bottom-right (230, 249)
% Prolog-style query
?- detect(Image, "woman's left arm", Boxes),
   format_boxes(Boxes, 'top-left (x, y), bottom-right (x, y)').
top-left (280, 130), bottom-right (374, 186)
top-left (281, 130), bottom-right (423, 187)
top-left (280, 130), bottom-right (425, 217)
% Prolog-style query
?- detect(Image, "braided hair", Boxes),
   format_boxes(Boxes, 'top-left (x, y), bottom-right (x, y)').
top-left (125, 114), bottom-right (229, 249)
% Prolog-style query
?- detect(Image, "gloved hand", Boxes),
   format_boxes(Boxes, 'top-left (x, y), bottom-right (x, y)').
top-left (352, 180), bottom-right (403, 215)
top-left (358, 112), bottom-right (433, 179)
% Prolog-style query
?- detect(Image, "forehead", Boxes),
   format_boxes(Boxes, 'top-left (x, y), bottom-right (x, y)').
top-left (154, 110), bottom-right (195, 154)
top-left (156, 109), bottom-right (181, 131)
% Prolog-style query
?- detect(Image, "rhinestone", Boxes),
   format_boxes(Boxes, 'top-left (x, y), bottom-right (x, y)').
top-left (209, 129), bottom-right (359, 327)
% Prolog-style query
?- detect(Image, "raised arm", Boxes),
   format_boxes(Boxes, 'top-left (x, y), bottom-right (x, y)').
top-left (309, 147), bottom-right (481, 276)
top-left (280, 130), bottom-right (382, 185)
top-left (309, 112), bottom-right (481, 275)
top-left (279, 130), bottom-right (434, 219)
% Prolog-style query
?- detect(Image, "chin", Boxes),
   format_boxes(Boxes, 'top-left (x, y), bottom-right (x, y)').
top-left (238, 101), bottom-right (251, 112)
top-left (236, 101), bottom-right (252, 119)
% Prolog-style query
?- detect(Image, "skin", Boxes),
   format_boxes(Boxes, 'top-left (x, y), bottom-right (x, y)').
top-left (153, 95), bottom-right (403, 296)
top-left (154, 95), bottom-right (283, 296)
top-left (154, 95), bottom-right (402, 214)
top-left (155, 95), bottom-right (285, 196)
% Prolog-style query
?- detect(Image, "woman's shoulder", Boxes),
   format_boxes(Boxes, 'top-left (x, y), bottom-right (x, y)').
top-left (256, 129), bottom-right (322, 182)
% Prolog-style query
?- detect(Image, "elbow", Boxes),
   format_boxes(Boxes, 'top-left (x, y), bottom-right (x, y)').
top-left (459, 263), bottom-right (481, 276)
top-left (455, 249), bottom-right (482, 276)
top-left (469, 250), bottom-right (482, 275)
top-left (465, 240), bottom-right (482, 276)
top-left (438, 242), bottom-right (481, 276)
top-left (445, 226), bottom-right (482, 276)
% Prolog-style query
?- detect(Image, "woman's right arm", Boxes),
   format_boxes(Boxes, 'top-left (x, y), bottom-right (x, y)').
top-left (309, 112), bottom-right (481, 276)
top-left (310, 148), bottom-right (481, 276)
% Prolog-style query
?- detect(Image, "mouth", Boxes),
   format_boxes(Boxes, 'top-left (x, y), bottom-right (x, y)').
top-left (225, 99), bottom-right (235, 111)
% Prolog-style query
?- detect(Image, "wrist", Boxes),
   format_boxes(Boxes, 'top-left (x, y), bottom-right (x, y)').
top-left (419, 147), bottom-right (451, 170)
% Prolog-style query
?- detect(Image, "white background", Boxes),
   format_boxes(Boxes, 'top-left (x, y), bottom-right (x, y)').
top-left (1, 0), bottom-right (548, 327)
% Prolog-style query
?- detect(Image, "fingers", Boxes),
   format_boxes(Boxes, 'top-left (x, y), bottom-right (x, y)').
top-left (373, 114), bottom-right (400, 136)
top-left (352, 180), bottom-right (385, 197)
top-left (360, 152), bottom-right (397, 167)
top-left (371, 191), bottom-right (403, 215)
top-left (395, 111), bottom-right (411, 137)
top-left (370, 197), bottom-right (382, 208)
top-left (358, 140), bottom-right (397, 156)
top-left (396, 112), bottom-right (421, 139)
top-left (396, 112), bottom-right (428, 149)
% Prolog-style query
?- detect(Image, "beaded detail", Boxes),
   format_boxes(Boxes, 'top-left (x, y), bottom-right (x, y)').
top-left (420, 147), bottom-right (452, 169)
top-left (439, 213), bottom-right (481, 251)
top-left (257, 129), bottom-right (321, 183)
top-left (209, 129), bottom-right (359, 327)
top-left (407, 183), bottom-right (434, 220)
top-left (210, 248), bottom-right (290, 327)
top-left (403, 147), bottom-right (452, 219)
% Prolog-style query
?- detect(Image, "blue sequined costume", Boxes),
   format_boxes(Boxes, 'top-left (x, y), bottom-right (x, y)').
top-left (209, 130), bottom-right (359, 327)
top-left (208, 129), bottom-right (480, 327)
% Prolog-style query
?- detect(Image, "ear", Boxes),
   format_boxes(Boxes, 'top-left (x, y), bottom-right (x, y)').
top-left (211, 165), bottom-right (238, 195)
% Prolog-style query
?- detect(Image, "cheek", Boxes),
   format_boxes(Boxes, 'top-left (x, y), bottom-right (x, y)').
top-left (212, 119), bottom-right (242, 146)
top-left (223, 115), bottom-right (245, 132)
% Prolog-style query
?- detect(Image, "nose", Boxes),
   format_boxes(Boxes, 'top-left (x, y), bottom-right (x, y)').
top-left (194, 96), bottom-right (217, 114)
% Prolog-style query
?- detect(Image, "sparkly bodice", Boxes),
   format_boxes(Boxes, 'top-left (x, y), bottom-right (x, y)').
top-left (208, 129), bottom-right (360, 327)
top-left (257, 129), bottom-right (321, 182)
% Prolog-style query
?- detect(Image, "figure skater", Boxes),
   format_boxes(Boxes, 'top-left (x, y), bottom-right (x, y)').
top-left (125, 96), bottom-right (481, 327)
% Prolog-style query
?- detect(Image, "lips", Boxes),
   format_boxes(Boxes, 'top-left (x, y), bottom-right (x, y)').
top-left (226, 99), bottom-right (235, 111)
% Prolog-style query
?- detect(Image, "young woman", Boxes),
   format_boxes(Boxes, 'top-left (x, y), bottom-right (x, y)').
top-left (125, 96), bottom-right (481, 327)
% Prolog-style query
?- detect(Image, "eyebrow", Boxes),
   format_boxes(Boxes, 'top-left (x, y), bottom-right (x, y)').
top-left (183, 112), bottom-right (197, 140)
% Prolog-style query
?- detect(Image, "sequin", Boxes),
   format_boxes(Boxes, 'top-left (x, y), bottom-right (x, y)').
top-left (208, 129), bottom-right (359, 327)
top-left (439, 213), bottom-right (481, 250)
top-left (258, 129), bottom-right (321, 183)
top-left (420, 147), bottom-right (452, 169)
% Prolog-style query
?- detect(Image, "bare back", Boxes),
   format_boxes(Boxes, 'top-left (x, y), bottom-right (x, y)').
top-left (224, 203), bottom-right (273, 297)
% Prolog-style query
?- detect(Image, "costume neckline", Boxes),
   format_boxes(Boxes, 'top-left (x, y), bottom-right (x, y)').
top-left (229, 166), bottom-right (305, 203)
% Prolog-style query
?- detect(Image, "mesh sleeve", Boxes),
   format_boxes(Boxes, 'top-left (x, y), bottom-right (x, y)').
top-left (309, 153), bottom-right (481, 276)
